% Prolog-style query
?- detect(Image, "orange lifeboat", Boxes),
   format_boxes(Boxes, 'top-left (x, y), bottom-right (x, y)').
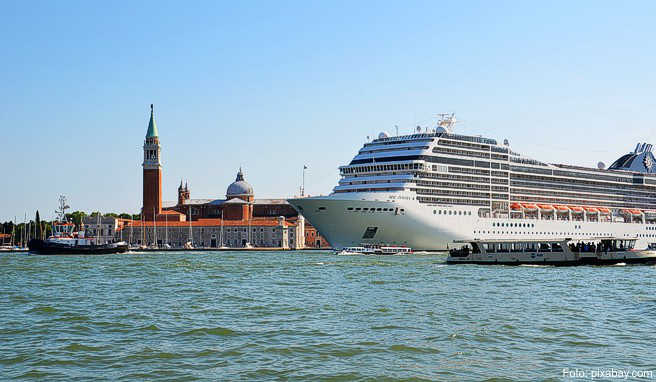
top-left (583, 206), bottom-right (598, 213)
top-left (521, 203), bottom-right (538, 210)
top-left (568, 206), bottom-right (584, 213)
top-left (554, 205), bottom-right (569, 212)
top-left (597, 207), bottom-right (611, 214)
top-left (537, 204), bottom-right (554, 210)
top-left (510, 202), bottom-right (522, 211)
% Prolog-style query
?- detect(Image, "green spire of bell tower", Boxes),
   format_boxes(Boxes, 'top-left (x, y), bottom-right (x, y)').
top-left (146, 104), bottom-right (158, 138)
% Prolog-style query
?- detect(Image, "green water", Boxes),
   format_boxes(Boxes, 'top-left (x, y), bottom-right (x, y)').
top-left (2, 251), bottom-right (655, 381)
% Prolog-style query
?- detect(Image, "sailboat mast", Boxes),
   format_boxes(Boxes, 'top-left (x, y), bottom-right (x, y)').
top-left (188, 205), bottom-right (192, 246)
top-left (153, 207), bottom-right (157, 247)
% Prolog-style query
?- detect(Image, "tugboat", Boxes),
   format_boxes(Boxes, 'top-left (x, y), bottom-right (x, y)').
top-left (27, 196), bottom-right (128, 255)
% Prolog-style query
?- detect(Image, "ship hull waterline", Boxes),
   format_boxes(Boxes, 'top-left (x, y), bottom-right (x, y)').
top-left (27, 240), bottom-right (129, 255)
top-left (289, 193), bottom-right (654, 251)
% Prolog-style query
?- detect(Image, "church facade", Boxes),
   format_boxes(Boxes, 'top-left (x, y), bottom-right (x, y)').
top-left (127, 104), bottom-right (329, 249)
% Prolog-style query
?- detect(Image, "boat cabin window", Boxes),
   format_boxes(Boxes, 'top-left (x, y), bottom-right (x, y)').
top-left (524, 243), bottom-right (537, 252)
top-left (539, 243), bottom-right (551, 252)
top-left (511, 243), bottom-right (523, 252)
top-left (551, 242), bottom-right (563, 252)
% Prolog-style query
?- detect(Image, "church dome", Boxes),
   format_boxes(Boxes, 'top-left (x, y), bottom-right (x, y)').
top-left (226, 168), bottom-right (254, 197)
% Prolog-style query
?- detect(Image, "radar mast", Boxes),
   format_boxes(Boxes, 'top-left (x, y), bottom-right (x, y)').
top-left (436, 113), bottom-right (457, 134)
top-left (55, 195), bottom-right (70, 223)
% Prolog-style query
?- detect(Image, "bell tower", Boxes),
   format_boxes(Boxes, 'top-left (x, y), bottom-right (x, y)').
top-left (142, 104), bottom-right (162, 220)
top-left (177, 180), bottom-right (190, 205)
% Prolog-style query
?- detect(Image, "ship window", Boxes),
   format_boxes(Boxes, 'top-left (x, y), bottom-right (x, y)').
top-left (347, 207), bottom-right (353, 210)
top-left (433, 210), bottom-right (436, 214)
top-left (449, 211), bottom-right (452, 215)
top-left (356, 208), bottom-right (361, 210)
top-left (377, 208), bottom-right (382, 211)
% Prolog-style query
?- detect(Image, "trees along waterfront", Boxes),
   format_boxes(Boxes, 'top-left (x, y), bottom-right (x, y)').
top-left (2, 210), bottom-right (140, 245)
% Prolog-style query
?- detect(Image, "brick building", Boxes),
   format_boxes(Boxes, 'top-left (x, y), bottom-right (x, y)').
top-left (134, 104), bottom-right (329, 249)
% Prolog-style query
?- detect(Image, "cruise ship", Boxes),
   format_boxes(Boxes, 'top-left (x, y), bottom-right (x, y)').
top-left (288, 114), bottom-right (656, 250)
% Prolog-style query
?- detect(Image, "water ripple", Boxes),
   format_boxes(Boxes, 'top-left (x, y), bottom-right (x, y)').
top-left (2, 250), bottom-right (655, 381)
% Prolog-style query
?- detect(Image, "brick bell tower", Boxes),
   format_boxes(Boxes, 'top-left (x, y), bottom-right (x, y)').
top-left (142, 104), bottom-right (162, 220)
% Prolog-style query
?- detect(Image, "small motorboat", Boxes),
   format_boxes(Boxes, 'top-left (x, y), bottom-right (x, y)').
top-left (336, 244), bottom-right (413, 255)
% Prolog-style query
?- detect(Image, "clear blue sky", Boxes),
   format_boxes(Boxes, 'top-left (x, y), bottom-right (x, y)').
top-left (2, 1), bottom-right (655, 222)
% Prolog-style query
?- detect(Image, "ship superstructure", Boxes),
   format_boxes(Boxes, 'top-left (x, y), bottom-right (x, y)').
top-left (288, 114), bottom-right (656, 250)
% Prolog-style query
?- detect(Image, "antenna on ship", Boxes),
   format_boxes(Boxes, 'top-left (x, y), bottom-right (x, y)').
top-left (436, 113), bottom-right (459, 134)
top-left (55, 195), bottom-right (70, 223)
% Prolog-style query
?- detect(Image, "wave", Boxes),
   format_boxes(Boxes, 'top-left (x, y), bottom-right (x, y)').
top-left (178, 327), bottom-right (240, 337)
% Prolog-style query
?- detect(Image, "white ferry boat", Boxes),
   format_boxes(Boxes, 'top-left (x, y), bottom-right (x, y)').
top-left (447, 237), bottom-right (656, 266)
top-left (289, 114), bottom-right (656, 251)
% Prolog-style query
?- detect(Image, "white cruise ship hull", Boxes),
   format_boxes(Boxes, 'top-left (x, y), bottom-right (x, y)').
top-left (289, 192), bottom-right (652, 251)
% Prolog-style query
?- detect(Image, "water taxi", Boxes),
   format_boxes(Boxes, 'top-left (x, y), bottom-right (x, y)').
top-left (336, 244), bottom-right (413, 255)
